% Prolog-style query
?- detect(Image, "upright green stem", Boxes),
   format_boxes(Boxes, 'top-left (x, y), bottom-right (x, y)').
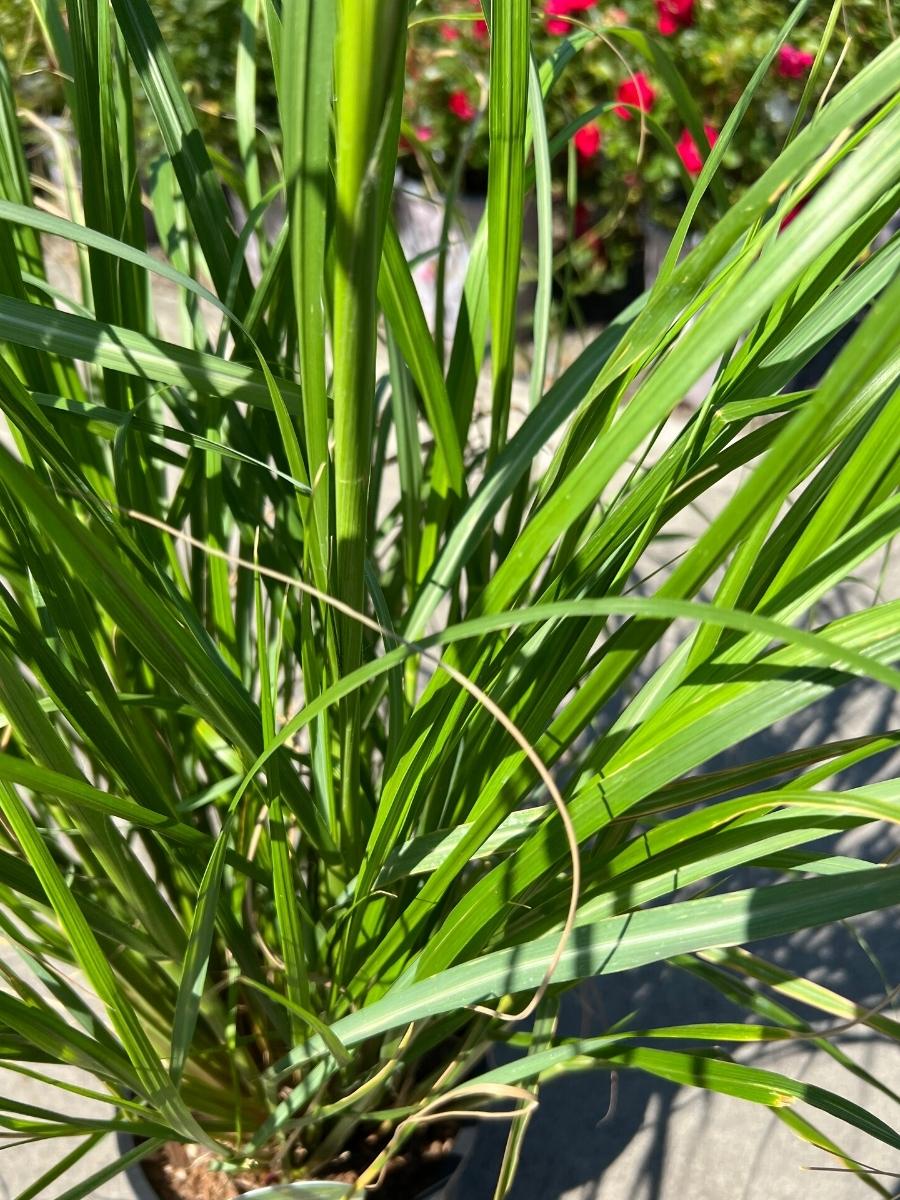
top-left (284, 0), bottom-right (335, 597)
top-left (332, 0), bottom-right (407, 855)
top-left (283, 0), bottom-right (340, 841)
top-left (487, 0), bottom-right (529, 461)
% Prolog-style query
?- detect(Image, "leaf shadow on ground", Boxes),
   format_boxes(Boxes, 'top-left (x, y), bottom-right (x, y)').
top-left (452, 529), bottom-right (900, 1199)
top-left (454, 671), bottom-right (900, 1199)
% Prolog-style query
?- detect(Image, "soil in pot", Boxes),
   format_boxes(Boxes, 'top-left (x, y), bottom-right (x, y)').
top-left (140, 1121), bottom-right (463, 1200)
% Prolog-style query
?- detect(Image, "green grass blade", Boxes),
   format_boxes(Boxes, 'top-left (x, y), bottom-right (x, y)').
top-left (479, 103), bottom-right (900, 619)
top-left (110, 0), bottom-right (253, 311)
top-left (0, 782), bottom-right (217, 1147)
top-left (12, 1132), bottom-right (106, 1200)
top-left (596, 1047), bottom-right (900, 1155)
top-left (236, 0), bottom-right (263, 215)
top-left (0, 295), bottom-right (300, 410)
top-left (649, 0), bottom-right (812, 282)
top-left (526, 55), bottom-right (553, 412)
top-left (50, 1138), bottom-right (166, 1200)
top-left (169, 821), bottom-right (231, 1085)
top-left (487, 0), bottom-right (529, 458)
top-left (380, 219), bottom-right (464, 495)
top-left (282, 0), bottom-right (335, 593)
top-left (264, 864), bottom-right (900, 1098)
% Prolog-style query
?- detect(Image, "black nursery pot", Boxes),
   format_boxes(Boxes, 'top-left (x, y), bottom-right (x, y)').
top-left (113, 1125), bottom-right (476, 1200)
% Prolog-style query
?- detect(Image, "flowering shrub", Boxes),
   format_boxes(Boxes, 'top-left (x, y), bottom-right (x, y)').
top-left (448, 89), bottom-right (479, 121)
top-left (2, 0), bottom-right (893, 304)
top-left (676, 123), bottom-right (718, 176)
top-left (614, 71), bottom-right (657, 119)
top-left (655, 0), bottom-right (695, 37)
top-left (546, 0), bottom-right (597, 35)
top-left (777, 44), bottom-right (817, 78)
top-left (401, 0), bottom-right (894, 298)
top-left (574, 121), bottom-right (603, 159)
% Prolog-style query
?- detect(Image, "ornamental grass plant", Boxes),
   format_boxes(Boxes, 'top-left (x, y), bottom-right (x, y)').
top-left (0, 1), bottom-right (899, 1197)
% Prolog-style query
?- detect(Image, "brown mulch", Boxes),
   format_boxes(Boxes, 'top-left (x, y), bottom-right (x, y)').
top-left (142, 1144), bottom-right (243, 1200)
top-left (141, 1123), bottom-right (461, 1200)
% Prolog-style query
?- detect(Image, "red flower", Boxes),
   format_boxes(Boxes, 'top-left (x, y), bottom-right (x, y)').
top-left (676, 124), bottom-right (717, 175)
top-left (400, 124), bottom-right (433, 154)
top-left (574, 122), bottom-right (602, 160)
top-left (779, 193), bottom-right (810, 230)
top-left (545, 0), bottom-right (594, 35)
top-left (440, 22), bottom-right (460, 41)
top-left (614, 72), bottom-right (657, 120)
top-left (777, 45), bottom-right (815, 78)
top-left (655, 0), bottom-right (694, 36)
top-left (448, 90), bottom-right (477, 122)
top-left (473, 17), bottom-right (489, 39)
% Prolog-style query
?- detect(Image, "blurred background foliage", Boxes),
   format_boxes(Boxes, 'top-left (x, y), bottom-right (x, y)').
top-left (401, 0), bottom-right (894, 298)
top-left (0, 0), bottom-right (894, 304)
top-left (0, 0), bottom-right (275, 166)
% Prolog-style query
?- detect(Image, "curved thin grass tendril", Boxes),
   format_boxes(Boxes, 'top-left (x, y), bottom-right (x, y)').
top-left (124, 509), bottom-right (581, 1025)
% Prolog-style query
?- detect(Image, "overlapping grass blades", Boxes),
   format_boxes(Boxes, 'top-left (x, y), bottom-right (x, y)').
top-left (0, 2), bottom-right (898, 1196)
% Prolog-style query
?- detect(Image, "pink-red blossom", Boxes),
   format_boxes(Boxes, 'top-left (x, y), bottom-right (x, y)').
top-left (545, 0), bottom-right (594, 36)
top-left (440, 22), bottom-right (460, 41)
top-left (655, 0), bottom-right (694, 36)
top-left (473, 17), bottom-right (489, 39)
top-left (779, 193), bottom-right (811, 230)
top-left (574, 122), bottom-right (602, 160)
top-left (448, 90), bottom-right (477, 122)
top-left (676, 124), bottom-right (717, 175)
top-left (399, 125), bottom-right (433, 154)
top-left (777, 45), bottom-right (815, 78)
top-left (614, 72), bottom-right (657, 120)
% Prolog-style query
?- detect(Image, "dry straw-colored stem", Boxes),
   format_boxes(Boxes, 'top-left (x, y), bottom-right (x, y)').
top-left (353, 1082), bottom-right (539, 1194)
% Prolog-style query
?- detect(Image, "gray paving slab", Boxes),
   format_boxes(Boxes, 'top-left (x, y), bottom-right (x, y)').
top-left (0, 1064), bottom-right (136, 1200)
top-left (454, 890), bottom-right (900, 1198)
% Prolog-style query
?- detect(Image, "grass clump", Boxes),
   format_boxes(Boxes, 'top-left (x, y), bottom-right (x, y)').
top-left (0, 1), bottom-right (898, 1195)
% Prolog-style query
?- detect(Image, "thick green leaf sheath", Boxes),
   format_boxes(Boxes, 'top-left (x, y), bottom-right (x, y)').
top-left (282, 0), bottom-right (339, 842)
top-left (487, 0), bottom-right (529, 458)
top-left (332, 0), bottom-right (406, 851)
